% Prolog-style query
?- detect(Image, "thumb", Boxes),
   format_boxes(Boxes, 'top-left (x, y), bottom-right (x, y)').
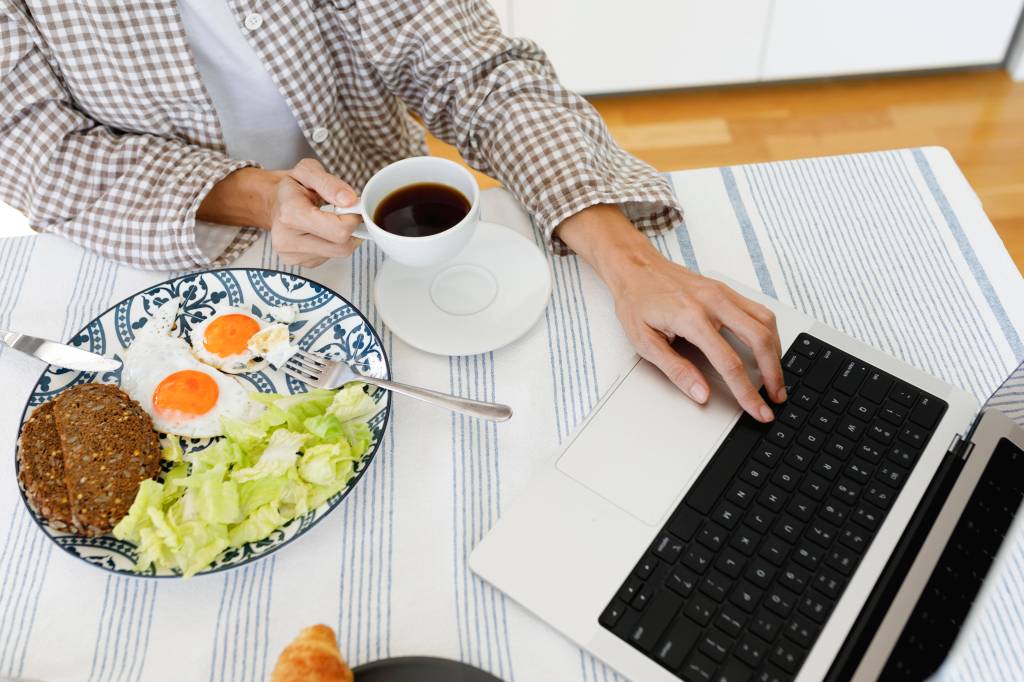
top-left (635, 327), bottom-right (710, 404)
top-left (289, 158), bottom-right (357, 207)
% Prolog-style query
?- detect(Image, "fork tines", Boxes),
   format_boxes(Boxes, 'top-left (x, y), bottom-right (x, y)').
top-left (284, 349), bottom-right (328, 382)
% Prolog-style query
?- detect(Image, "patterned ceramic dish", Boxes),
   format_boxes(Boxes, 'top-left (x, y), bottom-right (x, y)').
top-left (14, 268), bottom-right (391, 578)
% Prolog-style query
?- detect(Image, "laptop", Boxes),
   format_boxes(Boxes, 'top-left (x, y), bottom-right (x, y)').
top-left (470, 274), bottom-right (1024, 682)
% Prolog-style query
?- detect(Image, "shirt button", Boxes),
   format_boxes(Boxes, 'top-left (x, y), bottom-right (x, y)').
top-left (311, 126), bottom-right (329, 143)
top-left (243, 13), bottom-right (263, 30)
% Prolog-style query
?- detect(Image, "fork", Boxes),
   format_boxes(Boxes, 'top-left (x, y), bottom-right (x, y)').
top-left (284, 348), bottom-right (513, 422)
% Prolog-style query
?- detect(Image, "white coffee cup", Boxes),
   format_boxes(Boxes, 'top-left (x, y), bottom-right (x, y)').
top-left (320, 156), bottom-right (480, 268)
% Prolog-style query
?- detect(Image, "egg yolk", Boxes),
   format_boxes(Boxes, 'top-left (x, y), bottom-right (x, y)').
top-left (153, 370), bottom-right (219, 417)
top-left (203, 314), bottom-right (261, 357)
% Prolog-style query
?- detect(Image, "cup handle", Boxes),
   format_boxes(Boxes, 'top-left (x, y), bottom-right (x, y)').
top-left (320, 201), bottom-right (372, 240)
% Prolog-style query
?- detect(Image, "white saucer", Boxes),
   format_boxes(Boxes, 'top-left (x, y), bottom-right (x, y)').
top-left (374, 221), bottom-right (552, 356)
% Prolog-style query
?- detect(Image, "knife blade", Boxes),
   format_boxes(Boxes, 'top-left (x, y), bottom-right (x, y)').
top-left (1, 330), bottom-right (122, 372)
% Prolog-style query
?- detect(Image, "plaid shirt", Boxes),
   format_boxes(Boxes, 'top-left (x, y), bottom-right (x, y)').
top-left (0, 0), bottom-right (682, 271)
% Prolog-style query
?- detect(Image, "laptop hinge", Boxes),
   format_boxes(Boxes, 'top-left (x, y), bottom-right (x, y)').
top-left (947, 433), bottom-right (976, 461)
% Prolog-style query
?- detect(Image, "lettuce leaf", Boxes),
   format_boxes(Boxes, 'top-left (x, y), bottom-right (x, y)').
top-left (326, 383), bottom-right (377, 424)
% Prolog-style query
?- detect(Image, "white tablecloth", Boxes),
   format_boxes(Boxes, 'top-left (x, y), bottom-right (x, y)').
top-left (0, 147), bottom-right (1022, 682)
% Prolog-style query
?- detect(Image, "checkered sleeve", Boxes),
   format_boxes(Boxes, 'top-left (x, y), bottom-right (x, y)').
top-left (0, 6), bottom-right (259, 271)
top-left (355, 0), bottom-right (682, 253)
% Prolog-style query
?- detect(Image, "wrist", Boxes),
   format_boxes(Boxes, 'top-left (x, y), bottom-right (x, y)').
top-left (556, 204), bottom-right (662, 290)
top-left (199, 168), bottom-right (284, 229)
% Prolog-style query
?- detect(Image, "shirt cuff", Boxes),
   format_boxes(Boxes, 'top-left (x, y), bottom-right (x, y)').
top-left (180, 157), bottom-right (261, 268)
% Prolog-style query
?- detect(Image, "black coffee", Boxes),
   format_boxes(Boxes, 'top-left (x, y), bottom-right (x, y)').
top-left (373, 183), bottom-right (470, 237)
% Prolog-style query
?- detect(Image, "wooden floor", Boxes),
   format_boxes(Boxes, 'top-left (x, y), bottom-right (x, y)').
top-left (426, 69), bottom-right (1024, 274)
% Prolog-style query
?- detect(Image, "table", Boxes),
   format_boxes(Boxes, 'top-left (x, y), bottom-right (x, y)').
top-left (1, 147), bottom-right (1022, 682)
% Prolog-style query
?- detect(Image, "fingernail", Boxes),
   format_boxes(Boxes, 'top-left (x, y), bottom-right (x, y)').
top-left (689, 383), bottom-right (708, 404)
top-left (336, 190), bottom-right (355, 206)
top-left (777, 387), bottom-right (788, 403)
top-left (759, 405), bottom-right (775, 422)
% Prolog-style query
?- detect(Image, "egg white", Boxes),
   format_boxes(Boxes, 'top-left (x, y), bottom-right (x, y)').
top-left (189, 307), bottom-right (267, 373)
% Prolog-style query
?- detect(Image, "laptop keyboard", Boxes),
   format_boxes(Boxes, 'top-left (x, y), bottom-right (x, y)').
top-left (599, 333), bottom-right (948, 682)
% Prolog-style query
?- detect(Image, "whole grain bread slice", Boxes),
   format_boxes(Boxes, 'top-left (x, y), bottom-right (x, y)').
top-left (17, 402), bottom-right (78, 532)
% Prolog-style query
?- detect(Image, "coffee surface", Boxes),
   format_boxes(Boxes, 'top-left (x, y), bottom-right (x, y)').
top-left (373, 183), bottom-right (470, 237)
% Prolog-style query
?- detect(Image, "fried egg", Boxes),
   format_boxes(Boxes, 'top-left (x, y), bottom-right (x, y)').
top-left (121, 300), bottom-right (261, 438)
top-left (189, 306), bottom-right (296, 372)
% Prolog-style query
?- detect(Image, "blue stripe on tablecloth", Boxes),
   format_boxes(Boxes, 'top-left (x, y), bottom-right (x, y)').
top-left (208, 559), bottom-right (275, 682)
top-left (912, 149), bottom-right (1024, 360)
top-left (721, 167), bottom-right (776, 297)
top-left (661, 173), bottom-right (699, 273)
top-left (449, 352), bottom-right (515, 680)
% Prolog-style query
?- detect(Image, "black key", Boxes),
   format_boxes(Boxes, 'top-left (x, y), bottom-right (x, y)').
top-left (813, 454), bottom-right (842, 480)
top-left (700, 570), bottom-right (731, 603)
top-left (747, 558), bottom-right (776, 589)
top-left (821, 390), bottom-right (849, 413)
top-left (753, 440), bottom-right (785, 467)
top-left (681, 652), bottom-right (718, 682)
top-left (774, 515), bottom-right (803, 544)
top-left (685, 416), bottom-right (763, 514)
top-left (793, 542), bottom-right (823, 570)
top-left (804, 347), bottom-right (843, 392)
top-left (741, 462), bottom-right (771, 488)
top-left (717, 658), bottom-right (753, 682)
top-left (782, 371), bottom-right (799, 397)
top-left (669, 507), bottom-right (704, 541)
top-left (750, 610), bottom-right (783, 643)
top-left (879, 402), bottom-right (907, 425)
top-left (759, 486), bottom-right (786, 513)
top-left (820, 499), bottom-right (849, 526)
top-left (813, 567), bottom-right (845, 600)
top-left (713, 501), bottom-right (743, 530)
top-left (756, 664), bottom-right (790, 682)
top-left (685, 594), bottom-right (718, 627)
top-left (836, 416), bottom-right (865, 440)
top-left (772, 465), bottom-right (800, 492)
top-left (911, 394), bottom-right (943, 429)
top-left (793, 387), bottom-right (818, 410)
top-left (793, 335), bottom-right (821, 359)
top-left (619, 577), bottom-right (642, 603)
top-left (834, 361), bottom-right (867, 395)
top-left (600, 600), bottom-right (628, 628)
top-left (785, 613), bottom-right (819, 649)
top-left (764, 586), bottom-right (797, 618)
top-left (888, 443), bottom-right (919, 468)
top-left (770, 639), bottom-right (804, 674)
top-left (655, 618), bottom-right (700, 670)
top-left (891, 384), bottom-right (918, 408)
top-left (766, 424), bottom-right (795, 449)
top-left (654, 534), bottom-right (685, 563)
top-left (825, 435), bottom-right (854, 460)
top-left (699, 523), bottom-right (728, 552)
top-left (800, 473), bottom-right (829, 501)
top-left (849, 397), bottom-right (877, 421)
top-left (744, 506), bottom-right (774, 534)
top-left (877, 462), bottom-right (907, 489)
top-left (634, 585), bottom-right (655, 609)
top-left (845, 459), bottom-right (873, 485)
top-left (778, 406), bottom-right (806, 429)
top-left (856, 440), bottom-right (884, 464)
top-left (611, 605), bottom-right (641, 640)
top-left (779, 564), bottom-right (810, 594)
top-left (787, 494), bottom-right (816, 523)
top-left (635, 553), bottom-right (659, 579)
top-left (731, 526), bottom-right (760, 556)
top-left (826, 544), bottom-right (858, 575)
top-left (759, 536), bottom-right (790, 566)
top-left (717, 548), bottom-right (746, 579)
top-left (728, 481), bottom-right (758, 509)
top-left (899, 423), bottom-right (927, 448)
top-left (807, 519), bottom-right (838, 548)
top-left (860, 371), bottom-right (892, 404)
top-left (851, 504), bottom-right (883, 531)
top-left (716, 604), bottom-right (748, 638)
top-left (785, 447), bottom-right (813, 471)
top-left (797, 426), bottom-right (827, 452)
top-left (833, 478), bottom-right (860, 506)
top-left (809, 408), bottom-right (836, 431)
top-left (699, 629), bottom-right (732, 662)
top-left (730, 580), bottom-right (763, 613)
top-left (667, 567), bottom-right (700, 597)
top-left (683, 545), bottom-right (714, 574)
top-left (799, 590), bottom-right (833, 623)
top-left (783, 352), bottom-right (811, 376)
top-left (839, 526), bottom-right (868, 553)
top-left (868, 421), bottom-right (896, 445)
top-left (735, 635), bottom-right (768, 667)
top-left (865, 481), bottom-right (897, 509)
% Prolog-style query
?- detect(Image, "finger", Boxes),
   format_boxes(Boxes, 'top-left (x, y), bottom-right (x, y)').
top-left (289, 158), bottom-right (358, 206)
top-left (634, 326), bottom-right (710, 404)
top-left (281, 197), bottom-right (361, 244)
top-left (731, 294), bottom-right (782, 357)
top-left (278, 254), bottom-right (327, 268)
top-left (275, 231), bottom-right (357, 259)
top-left (686, 321), bottom-right (774, 423)
top-left (718, 301), bottom-right (787, 404)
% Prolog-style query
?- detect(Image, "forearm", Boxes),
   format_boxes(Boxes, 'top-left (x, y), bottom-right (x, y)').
top-left (556, 204), bottom-right (663, 290)
top-left (197, 168), bottom-right (284, 229)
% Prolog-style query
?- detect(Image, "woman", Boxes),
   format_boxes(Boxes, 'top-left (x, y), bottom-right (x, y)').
top-left (0, 0), bottom-right (785, 420)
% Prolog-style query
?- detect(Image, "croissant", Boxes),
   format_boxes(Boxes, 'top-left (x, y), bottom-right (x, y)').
top-left (271, 624), bottom-right (354, 682)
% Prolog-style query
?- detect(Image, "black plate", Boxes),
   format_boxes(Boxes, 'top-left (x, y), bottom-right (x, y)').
top-left (352, 657), bottom-right (504, 681)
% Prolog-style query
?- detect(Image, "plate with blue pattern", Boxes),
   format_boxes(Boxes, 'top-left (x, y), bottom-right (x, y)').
top-left (14, 268), bottom-right (391, 578)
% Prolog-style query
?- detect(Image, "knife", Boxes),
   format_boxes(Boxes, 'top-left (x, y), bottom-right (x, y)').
top-left (0, 330), bottom-right (122, 372)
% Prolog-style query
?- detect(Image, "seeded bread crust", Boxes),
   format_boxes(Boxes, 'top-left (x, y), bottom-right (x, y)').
top-left (51, 384), bottom-right (161, 536)
top-left (17, 402), bottom-right (78, 533)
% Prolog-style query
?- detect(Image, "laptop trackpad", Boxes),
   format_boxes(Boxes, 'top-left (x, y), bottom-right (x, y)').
top-left (556, 360), bottom-right (741, 526)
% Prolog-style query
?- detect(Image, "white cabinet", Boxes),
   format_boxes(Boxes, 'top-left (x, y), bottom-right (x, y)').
top-left (509, 1), bottom-right (774, 94)
top-left (762, 0), bottom-right (1024, 80)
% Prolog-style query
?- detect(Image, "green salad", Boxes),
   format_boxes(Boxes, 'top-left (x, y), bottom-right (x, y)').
top-left (114, 384), bottom-right (378, 577)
